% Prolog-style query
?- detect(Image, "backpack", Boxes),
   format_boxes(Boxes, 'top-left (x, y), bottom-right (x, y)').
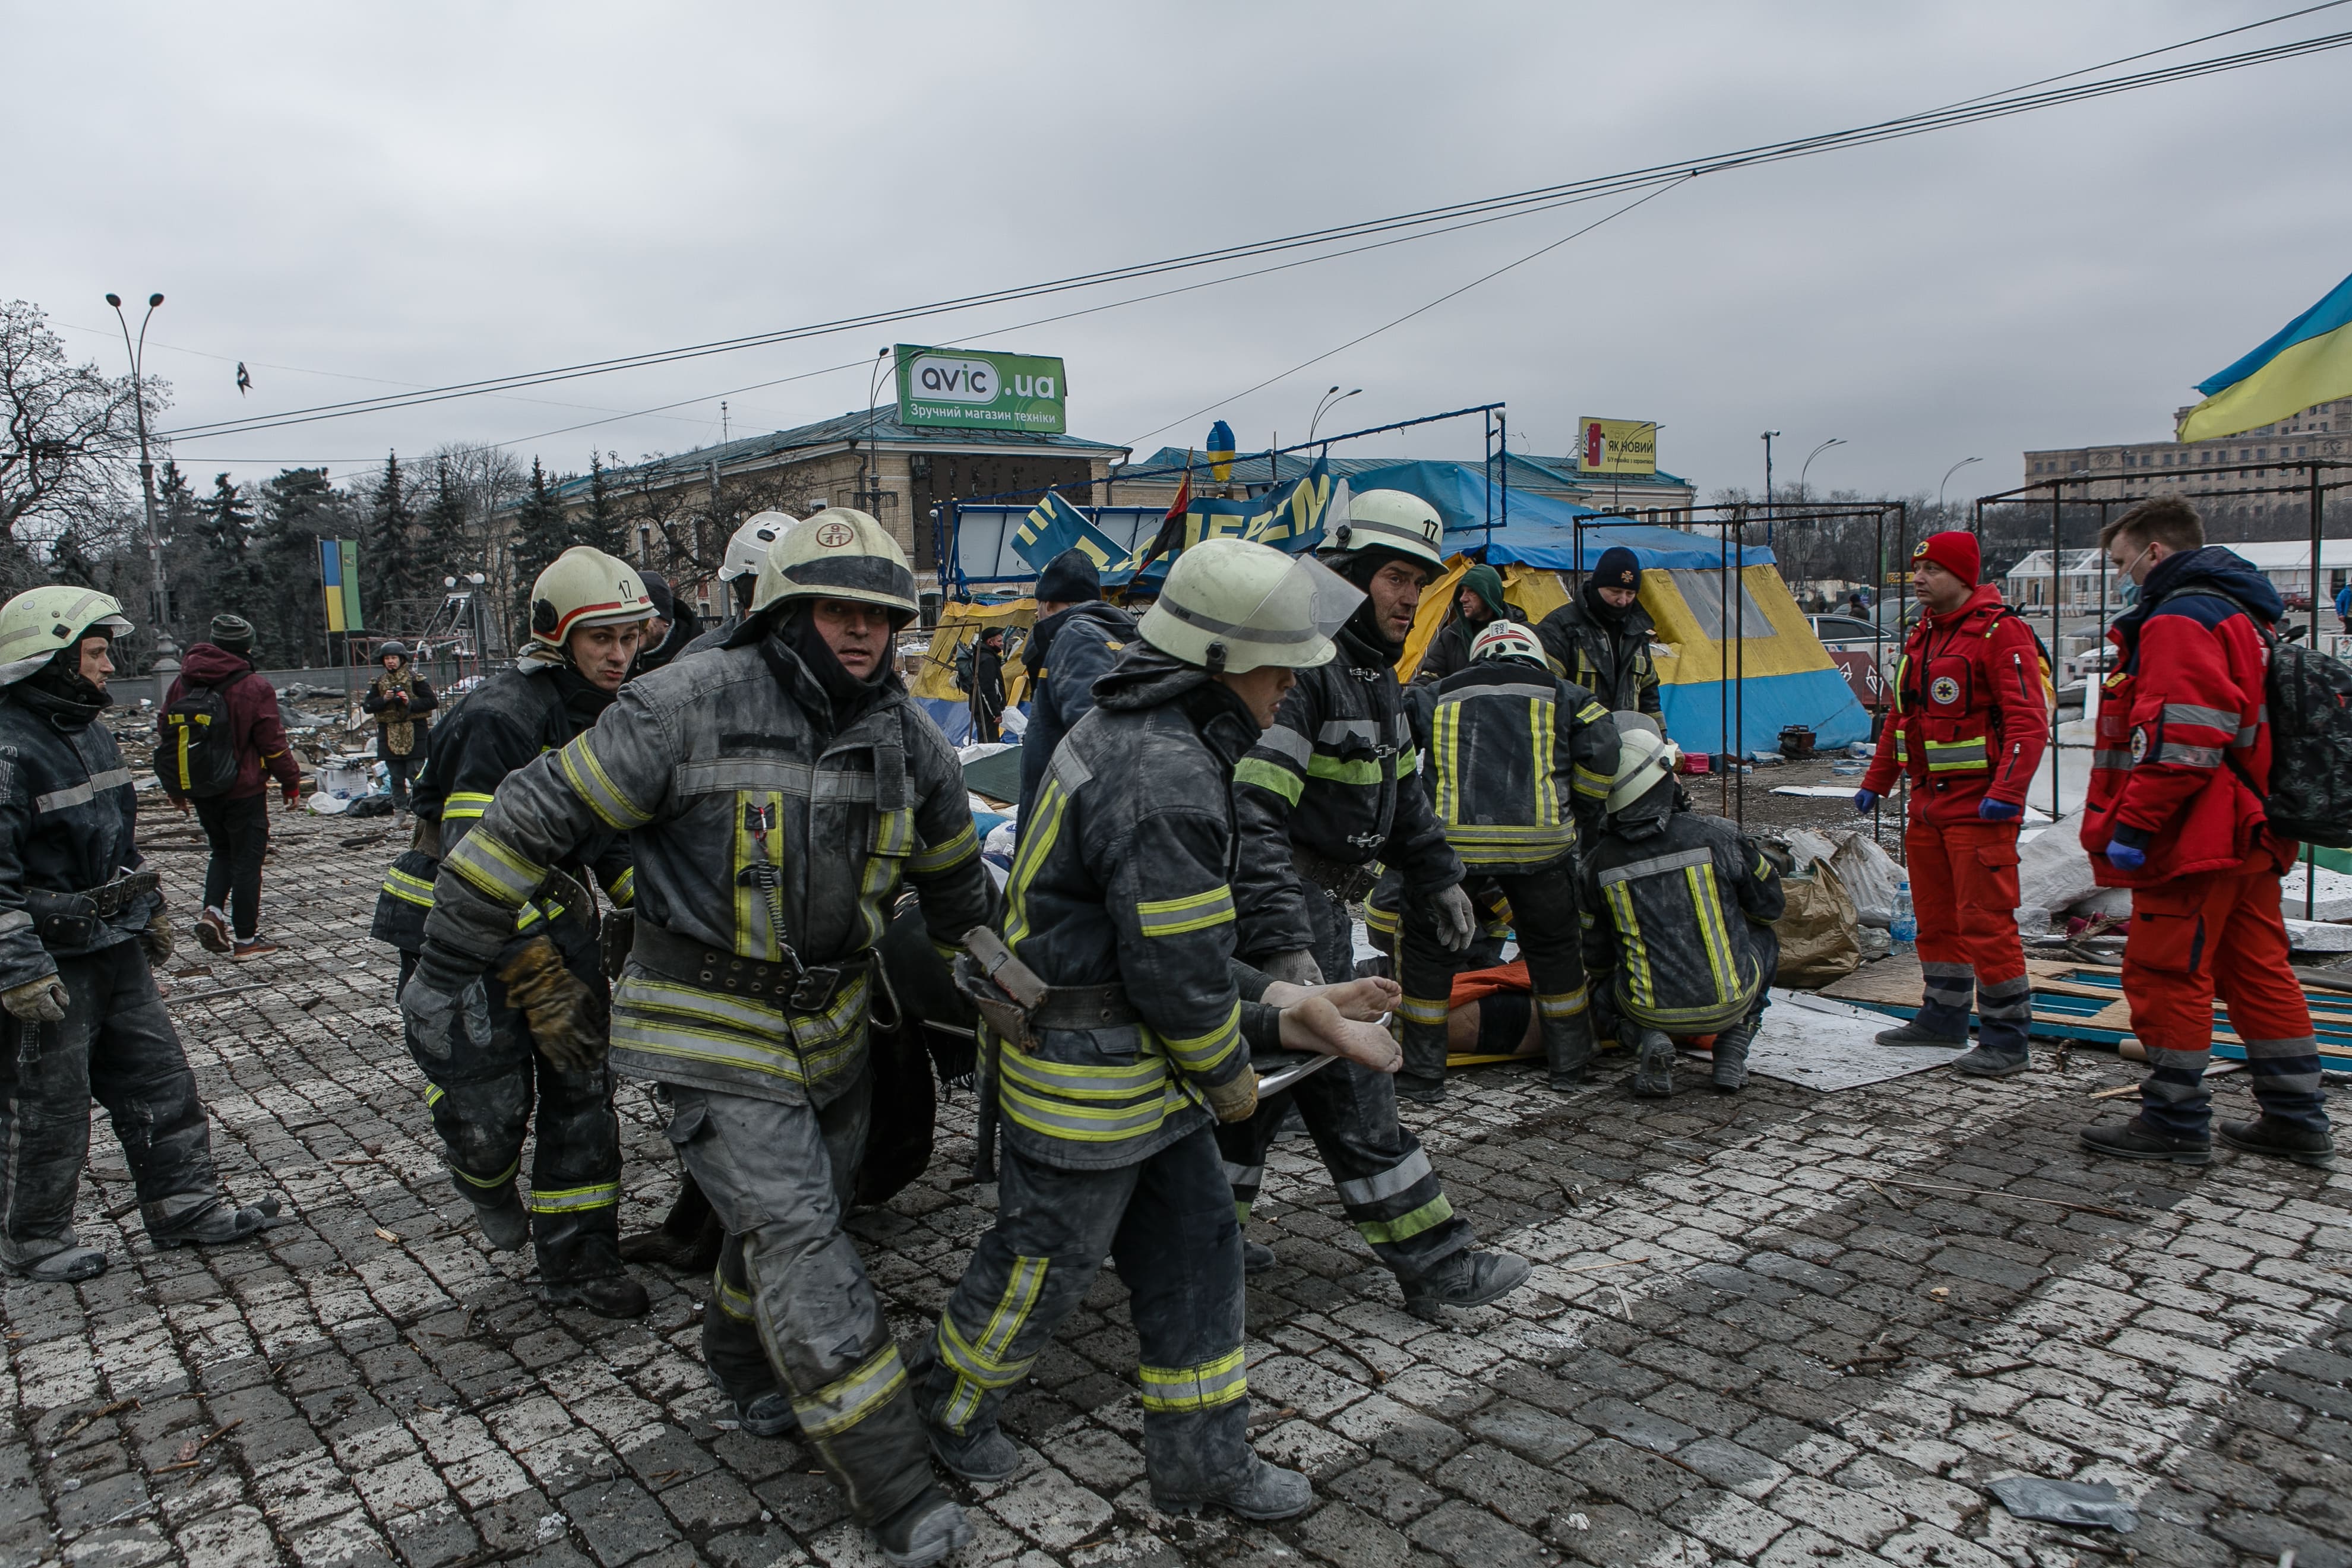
top-left (157, 671), bottom-right (249, 799)
top-left (952, 639), bottom-right (973, 694)
top-left (2167, 592), bottom-right (2352, 848)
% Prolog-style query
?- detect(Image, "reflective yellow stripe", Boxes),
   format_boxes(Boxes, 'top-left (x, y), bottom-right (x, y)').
top-left (1923, 738), bottom-right (1989, 772)
top-left (1577, 701), bottom-right (1609, 725)
top-left (1531, 698), bottom-right (1558, 827)
top-left (1433, 697), bottom-right (1460, 827)
top-left (1687, 865), bottom-right (1738, 1005)
top-left (557, 735), bottom-right (653, 829)
top-left (938, 1256), bottom-right (1048, 1431)
top-left (1137, 1348), bottom-right (1248, 1413)
top-left (442, 790), bottom-right (495, 821)
top-left (381, 867), bottom-right (435, 908)
top-left (793, 1342), bottom-right (909, 1439)
top-left (713, 1264), bottom-right (755, 1323)
top-left (423, 1083), bottom-right (444, 1107)
top-left (450, 1158), bottom-right (520, 1189)
top-left (1307, 754), bottom-right (1382, 786)
top-left (1232, 756), bottom-right (1305, 804)
top-left (1002, 779), bottom-right (1071, 954)
top-left (444, 829), bottom-right (546, 906)
top-left (606, 866), bottom-right (636, 908)
top-left (1572, 764), bottom-right (1613, 799)
top-left (1135, 884), bottom-right (1235, 937)
top-left (1356, 1195), bottom-right (1455, 1246)
top-left (909, 820), bottom-right (979, 875)
top-left (1607, 881), bottom-right (1653, 1007)
top-left (1362, 902), bottom-right (1400, 938)
top-left (1396, 744), bottom-right (1420, 779)
top-left (1396, 994), bottom-right (1449, 1026)
top-left (1156, 1001), bottom-right (1243, 1074)
top-left (527, 1182), bottom-right (618, 1213)
top-left (1536, 988), bottom-right (1588, 1018)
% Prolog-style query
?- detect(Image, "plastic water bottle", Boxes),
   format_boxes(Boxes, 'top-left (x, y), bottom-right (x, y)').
top-left (1891, 875), bottom-right (1917, 948)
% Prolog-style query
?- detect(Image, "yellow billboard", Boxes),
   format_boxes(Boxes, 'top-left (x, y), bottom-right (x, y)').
top-left (1578, 418), bottom-right (1658, 475)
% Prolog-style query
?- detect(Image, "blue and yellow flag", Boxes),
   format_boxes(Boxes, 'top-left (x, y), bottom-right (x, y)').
top-left (1013, 490), bottom-right (1130, 576)
top-left (2179, 270), bottom-right (2352, 443)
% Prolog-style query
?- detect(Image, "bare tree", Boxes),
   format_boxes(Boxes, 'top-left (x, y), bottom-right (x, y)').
top-left (1, 299), bottom-right (165, 591)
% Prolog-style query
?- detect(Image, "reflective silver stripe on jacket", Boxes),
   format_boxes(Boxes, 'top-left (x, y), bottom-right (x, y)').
top-left (2161, 703), bottom-right (2241, 732)
top-left (1337, 1147), bottom-right (1433, 1207)
top-left (672, 757), bottom-right (877, 802)
top-left (1597, 845), bottom-right (1714, 886)
top-left (33, 768), bottom-right (134, 814)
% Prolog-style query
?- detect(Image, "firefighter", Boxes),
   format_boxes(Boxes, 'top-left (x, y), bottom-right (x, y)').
top-left (1016, 548), bottom-right (1136, 823)
top-left (1423, 620), bottom-right (1618, 1090)
top-left (1583, 719), bottom-right (1785, 1095)
top-left (1228, 489), bottom-right (1532, 1318)
top-left (0, 587), bottom-right (282, 1282)
top-left (922, 538), bottom-right (1395, 1519)
top-left (2078, 499), bottom-right (2333, 1166)
top-left (375, 546), bottom-right (650, 1317)
top-left (1535, 546), bottom-right (1662, 718)
top-left (406, 510), bottom-right (994, 1568)
top-left (1853, 531), bottom-right (2048, 1077)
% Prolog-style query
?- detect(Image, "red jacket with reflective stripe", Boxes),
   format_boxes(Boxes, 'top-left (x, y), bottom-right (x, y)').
top-left (1860, 583), bottom-right (2049, 826)
top-left (2081, 547), bottom-right (2288, 886)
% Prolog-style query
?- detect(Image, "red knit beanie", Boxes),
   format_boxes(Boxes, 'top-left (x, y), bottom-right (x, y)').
top-left (1912, 530), bottom-right (1980, 586)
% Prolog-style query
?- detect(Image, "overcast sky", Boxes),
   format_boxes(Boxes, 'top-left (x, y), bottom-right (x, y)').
top-left (11, 1), bottom-right (2350, 505)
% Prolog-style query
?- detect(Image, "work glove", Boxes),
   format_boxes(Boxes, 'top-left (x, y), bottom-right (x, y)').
top-left (1430, 883), bottom-right (1477, 954)
top-left (2104, 840), bottom-right (2146, 871)
top-left (498, 935), bottom-right (606, 1073)
top-left (1257, 949), bottom-right (1323, 988)
top-left (1, 976), bottom-right (68, 1023)
top-left (1978, 798), bottom-right (2022, 821)
top-left (1200, 1063), bottom-right (1260, 1124)
top-left (400, 961), bottom-right (492, 1060)
top-left (140, 906), bottom-right (173, 965)
top-left (1853, 789), bottom-right (1879, 814)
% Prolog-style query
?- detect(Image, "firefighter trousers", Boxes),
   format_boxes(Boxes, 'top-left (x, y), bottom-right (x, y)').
top-left (404, 918), bottom-right (623, 1285)
top-left (2124, 861), bottom-right (2326, 1139)
top-left (665, 1075), bottom-right (932, 1527)
top-left (0, 942), bottom-right (229, 1271)
top-left (921, 1124), bottom-right (1253, 1501)
top-left (1904, 818), bottom-right (2029, 1039)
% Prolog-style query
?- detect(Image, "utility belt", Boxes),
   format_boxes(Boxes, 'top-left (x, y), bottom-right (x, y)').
top-left (24, 871), bottom-right (161, 949)
top-left (1293, 844), bottom-right (1381, 902)
top-left (631, 916), bottom-right (872, 1016)
top-left (954, 928), bottom-right (1137, 1052)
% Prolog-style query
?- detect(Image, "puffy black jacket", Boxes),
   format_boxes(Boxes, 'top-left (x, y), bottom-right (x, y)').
top-left (1537, 595), bottom-right (1662, 717)
top-left (0, 683), bottom-right (153, 987)
top-left (997, 644), bottom-right (1258, 1170)
top-left (1580, 780), bottom-right (1784, 1035)
top-left (1017, 600), bottom-right (1136, 821)
top-left (372, 657), bottom-right (633, 955)
top-left (1415, 599), bottom-right (1527, 687)
top-left (1429, 660), bottom-right (1618, 871)
top-left (1232, 625), bottom-right (1463, 960)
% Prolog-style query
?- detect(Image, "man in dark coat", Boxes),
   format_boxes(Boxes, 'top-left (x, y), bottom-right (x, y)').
top-left (1415, 561), bottom-right (1520, 685)
top-left (363, 640), bottom-right (438, 816)
top-left (1537, 546), bottom-right (1663, 718)
top-left (968, 625), bottom-right (1007, 742)
top-left (159, 612), bottom-right (304, 960)
top-left (1017, 548), bottom-right (1137, 823)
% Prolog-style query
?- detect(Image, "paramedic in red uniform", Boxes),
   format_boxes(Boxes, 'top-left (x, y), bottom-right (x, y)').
top-left (1854, 530), bottom-right (2048, 1077)
top-left (2078, 498), bottom-right (2333, 1167)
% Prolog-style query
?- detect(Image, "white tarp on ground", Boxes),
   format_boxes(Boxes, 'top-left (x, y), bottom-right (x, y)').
top-left (1735, 991), bottom-right (1965, 1090)
top-left (2018, 807), bottom-right (2352, 925)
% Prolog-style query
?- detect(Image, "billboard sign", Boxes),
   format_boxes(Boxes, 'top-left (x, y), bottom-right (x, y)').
top-left (894, 344), bottom-right (1066, 434)
top-left (1579, 417), bottom-right (1658, 475)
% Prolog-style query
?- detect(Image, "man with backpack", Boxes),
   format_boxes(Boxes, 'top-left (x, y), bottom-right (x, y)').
top-left (1852, 532), bottom-right (2048, 1078)
top-left (159, 613), bottom-right (302, 961)
top-left (2079, 498), bottom-right (2334, 1167)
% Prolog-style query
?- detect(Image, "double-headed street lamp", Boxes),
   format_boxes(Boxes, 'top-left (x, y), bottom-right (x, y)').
top-left (105, 292), bottom-right (178, 672)
top-left (1799, 437), bottom-right (1846, 501)
top-left (1937, 456), bottom-right (1983, 517)
top-left (1309, 385), bottom-right (1361, 446)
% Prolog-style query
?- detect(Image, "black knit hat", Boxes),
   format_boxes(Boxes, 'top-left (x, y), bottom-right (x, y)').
top-left (1035, 548), bottom-right (1102, 606)
top-left (1590, 547), bottom-right (1641, 593)
top-left (210, 613), bottom-right (255, 654)
top-left (637, 568), bottom-right (676, 621)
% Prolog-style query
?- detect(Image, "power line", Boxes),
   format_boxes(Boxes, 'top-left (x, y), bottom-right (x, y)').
top-left (160, 18), bottom-right (2352, 444)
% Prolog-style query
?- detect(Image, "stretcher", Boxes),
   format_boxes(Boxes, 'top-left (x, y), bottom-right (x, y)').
top-left (1819, 954), bottom-right (2352, 1070)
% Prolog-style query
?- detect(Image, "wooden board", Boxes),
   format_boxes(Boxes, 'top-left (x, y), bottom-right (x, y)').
top-left (1818, 954), bottom-right (2352, 1066)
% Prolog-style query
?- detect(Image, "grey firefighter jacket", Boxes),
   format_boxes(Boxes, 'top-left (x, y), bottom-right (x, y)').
top-left (420, 633), bottom-right (994, 1109)
top-left (0, 684), bottom-right (156, 990)
top-left (1536, 595), bottom-right (1662, 717)
top-left (374, 659), bottom-right (634, 954)
top-left (1580, 785), bottom-right (1785, 1036)
top-left (995, 644), bottom-right (1259, 1171)
top-left (1232, 624), bottom-right (1463, 961)
top-left (1430, 660), bottom-right (1618, 873)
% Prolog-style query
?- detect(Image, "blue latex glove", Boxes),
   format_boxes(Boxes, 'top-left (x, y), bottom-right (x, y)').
top-left (1978, 798), bottom-right (2022, 821)
top-left (2104, 840), bottom-right (2146, 871)
top-left (1852, 789), bottom-right (1879, 814)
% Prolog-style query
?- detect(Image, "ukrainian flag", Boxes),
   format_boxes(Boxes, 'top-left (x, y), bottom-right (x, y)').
top-left (2178, 270), bottom-right (2352, 443)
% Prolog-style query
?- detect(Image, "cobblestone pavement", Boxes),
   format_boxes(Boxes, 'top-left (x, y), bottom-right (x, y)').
top-left (4, 805), bottom-right (2348, 1568)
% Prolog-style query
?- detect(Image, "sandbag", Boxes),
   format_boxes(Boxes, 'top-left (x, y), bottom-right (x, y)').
top-left (1773, 858), bottom-right (1863, 987)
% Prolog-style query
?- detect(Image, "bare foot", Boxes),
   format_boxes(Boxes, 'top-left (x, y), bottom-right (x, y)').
top-left (1317, 975), bottom-right (1399, 1021)
top-left (1278, 995), bottom-right (1402, 1074)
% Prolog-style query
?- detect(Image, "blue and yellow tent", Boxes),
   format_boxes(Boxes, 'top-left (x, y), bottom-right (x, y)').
top-left (1370, 462), bottom-right (1869, 757)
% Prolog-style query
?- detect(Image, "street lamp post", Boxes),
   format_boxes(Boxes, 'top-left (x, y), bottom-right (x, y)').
top-left (105, 292), bottom-right (178, 678)
top-left (1798, 437), bottom-right (1845, 502)
top-left (1309, 386), bottom-right (1361, 446)
top-left (1937, 456), bottom-right (1983, 519)
top-left (1760, 430), bottom-right (1781, 549)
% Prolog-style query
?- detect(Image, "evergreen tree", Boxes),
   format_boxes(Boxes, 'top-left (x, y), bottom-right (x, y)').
top-left (363, 450), bottom-right (422, 628)
top-left (253, 467), bottom-right (353, 665)
top-left (510, 456), bottom-right (571, 631)
top-left (419, 457), bottom-right (467, 589)
top-left (577, 451), bottom-right (625, 557)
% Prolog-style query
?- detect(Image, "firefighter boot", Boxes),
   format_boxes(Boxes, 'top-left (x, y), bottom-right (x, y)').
top-left (1396, 1016), bottom-right (1450, 1105)
top-left (1632, 1029), bottom-right (1675, 1097)
top-left (461, 1180), bottom-right (531, 1253)
top-left (1951, 1018), bottom-right (2031, 1079)
top-left (1402, 1250), bottom-right (1534, 1321)
top-left (2080, 1115), bottom-right (2212, 1165)
top-left (927, 1418), bottom-right (1022, 1484)
top-left (1875, 1003), bottom-right (1972, 1048)
top-left (2218, 1117), bottom-right (2337, 1168)
top-left (1711, 1021), bottom-right (1754, 1092)
top-left (1542, 1011), bottom-right (1598, 1090)
top-left (154, 1196), bottom-right (286, 1249)
top-left (1153, 1455), bottom-right (1313, 1522)
top-left (1242, 1240), bottom-right (1277, 1275)
top-left (871, 1487), bottom-right (974, 1568)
